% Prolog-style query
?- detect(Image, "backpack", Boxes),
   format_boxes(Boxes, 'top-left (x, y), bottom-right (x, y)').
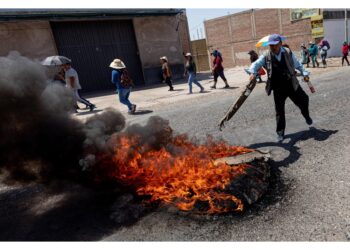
top-left (120, 69), bottom-right (134, 88)
top-left (323, 40), bottom-right (330, 50)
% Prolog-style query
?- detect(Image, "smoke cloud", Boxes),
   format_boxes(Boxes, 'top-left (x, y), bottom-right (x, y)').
top-left (0, 52), bottom-right (127, 185)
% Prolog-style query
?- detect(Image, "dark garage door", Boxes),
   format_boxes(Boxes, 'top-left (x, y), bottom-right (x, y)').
top-left (50, 20), bottom-right (144, 93)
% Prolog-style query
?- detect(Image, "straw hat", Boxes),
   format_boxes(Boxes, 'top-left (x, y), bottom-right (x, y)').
top-left (109, 59), bottom-right (126, 69)
top-left (185, 52), bottom-right (192, 57)
top-left (160, 56), bottom-right (168, 62)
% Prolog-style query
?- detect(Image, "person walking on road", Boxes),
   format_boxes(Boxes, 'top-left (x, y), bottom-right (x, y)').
top-left (62, 63), bottom-right (96, 112)
top-left (248, 50), bottom-right (264, 83)
top-left (248, 34), bottom-right (313, 142)
top-left (210, 50), bottom-right (230, 89)
top-left (308, 41), bottom-right (319, 68)
top-left (319, 39), bottom-right (330, 68)
top-left (160, 56), bottom-right (174, 91)
top-left (300, 43), bottom-right (310, 67)
top-left (183, 52), bottom-right (204, 94)
top-left (110, 58), bottom-right (136, 114)
top-left (341, 41), bottom-right (350, 66)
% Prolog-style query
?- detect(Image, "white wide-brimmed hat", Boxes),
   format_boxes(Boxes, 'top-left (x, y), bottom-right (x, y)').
top-left (110, 59), bottom-right (126, 69)
top-left (160, 56), bottom-right (168, 62)
top-left (185, 52), bottom-right (192, 57)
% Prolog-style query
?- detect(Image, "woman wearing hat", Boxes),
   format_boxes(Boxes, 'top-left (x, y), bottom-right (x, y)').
top-left (110, 59), bottom-right (136, 114)
top-left (160, 56), bottom-right (174, 91)
top-left (183, 52), bottom-right (204, 94)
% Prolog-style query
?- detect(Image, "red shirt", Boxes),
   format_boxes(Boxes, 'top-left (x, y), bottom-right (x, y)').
top-left (213, 56), bottom-right (224, 72)
top-left (342, 44), bottom-right (349, 55)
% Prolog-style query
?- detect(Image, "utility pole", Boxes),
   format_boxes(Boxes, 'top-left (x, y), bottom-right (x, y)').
top-left (346, 9), bottom-right (348, 42)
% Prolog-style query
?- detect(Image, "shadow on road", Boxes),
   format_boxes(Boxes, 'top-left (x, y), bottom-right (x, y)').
top-left (170, 88), bottom-right (185, 92)
top-left (248, 127), bottom-right (338, 168)
top-left (130, 110), bottom-right (153, 116)
top-left (235, 127), bottom-right (338, 216)
top-left (75, 109), bottom-right (103, 116)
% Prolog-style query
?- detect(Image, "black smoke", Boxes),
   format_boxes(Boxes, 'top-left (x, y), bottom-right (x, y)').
top-left (0, 52), bottom-right (126, 185)
top-left (0, 52), bottom-right (175, 189)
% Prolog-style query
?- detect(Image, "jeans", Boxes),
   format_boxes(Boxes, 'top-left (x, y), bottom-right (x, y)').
top-left (73, 89), bottom-right (92, 107)
top-left (118, 87), bottom-right (133, 111)
top-left (310, 54), bottom-right (319, 67)
top-left (188, 72), bottom-right (203, 93)
top-left (320, 52), bottom-right (327, 66)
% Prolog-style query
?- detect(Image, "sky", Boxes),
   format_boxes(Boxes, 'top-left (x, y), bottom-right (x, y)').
top-left (186, 9), bottom-right (249, 41)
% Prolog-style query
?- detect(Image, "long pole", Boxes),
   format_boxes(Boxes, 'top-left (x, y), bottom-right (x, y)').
top-left (346, 9), bottom-right (348, 42)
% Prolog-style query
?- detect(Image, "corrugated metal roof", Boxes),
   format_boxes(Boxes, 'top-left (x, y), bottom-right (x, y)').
top-left (0, 9), bottom-right (184, 21)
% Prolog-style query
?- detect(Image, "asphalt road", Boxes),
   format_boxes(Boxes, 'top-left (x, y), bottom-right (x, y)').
top-left (104, 66), bottom-right (350, 241)
top-left (1, 66), bottom-right (350, 241)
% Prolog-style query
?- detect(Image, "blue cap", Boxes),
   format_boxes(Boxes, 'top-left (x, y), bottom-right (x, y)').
top-left (267, 34), bottom-right (285, 45)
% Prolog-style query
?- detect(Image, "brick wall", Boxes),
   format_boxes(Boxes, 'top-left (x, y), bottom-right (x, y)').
top-left (178, 10), bottom-right (191, 55)
top-left (205, 9), bottom-right (313, 67)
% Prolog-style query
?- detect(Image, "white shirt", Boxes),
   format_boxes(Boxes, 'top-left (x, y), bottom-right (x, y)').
top-left (65, 68), bottom-right (82, 90)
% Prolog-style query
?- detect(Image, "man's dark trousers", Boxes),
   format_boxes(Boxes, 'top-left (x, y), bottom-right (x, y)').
top-left (273, 84), bottom-right (310, 134)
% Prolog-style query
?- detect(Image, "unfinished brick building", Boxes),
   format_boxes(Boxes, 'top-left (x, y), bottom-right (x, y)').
top-left (204, 9), bottom-right (314, 68)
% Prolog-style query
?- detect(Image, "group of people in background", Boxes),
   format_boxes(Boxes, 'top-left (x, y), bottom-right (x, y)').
top-left (55, 50), bottom-right (232, 114)
top-left (300, 40), bottom-right (330, 68)
top-left (300, 39), bottom-right (350, 68)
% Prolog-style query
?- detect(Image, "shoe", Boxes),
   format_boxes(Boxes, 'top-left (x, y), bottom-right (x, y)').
top-left (188, 92), bottom-right (193, 94)
top-left (224, 85), bottom-right (230, 88)
top-left (89, 104), bottom-right (96, 111)
top-left (305, 117), bottom-right (313, 125)
top-left (200, 88), bottom-right (205, 93)
top-left (131, 104), bottom-right (137, 113)
top-left (277, 131), bottom-right (284, 142)
top-left (169, 88), bottom-right (174, 91)
top-left (210, 85), bottom-right (216, 89)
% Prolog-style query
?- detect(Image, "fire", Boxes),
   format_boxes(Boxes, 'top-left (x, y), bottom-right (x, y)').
top-left (94, 133), bottom-right (253, 214)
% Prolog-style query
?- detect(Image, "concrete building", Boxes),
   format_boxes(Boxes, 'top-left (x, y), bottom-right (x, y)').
top-left (0, 9), bottom-right (191, 93)
top-left (204, 9), bottom-right (314, 68)
top-left (323, 9), bottom-right (350, 57)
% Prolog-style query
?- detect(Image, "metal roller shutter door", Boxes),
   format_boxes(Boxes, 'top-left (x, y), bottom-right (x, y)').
top-left (51, 20), bottom-right (144, 93)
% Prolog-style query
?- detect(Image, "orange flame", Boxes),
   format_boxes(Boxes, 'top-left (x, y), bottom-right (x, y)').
top-left (96, 134), bottom-right (253, 214)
